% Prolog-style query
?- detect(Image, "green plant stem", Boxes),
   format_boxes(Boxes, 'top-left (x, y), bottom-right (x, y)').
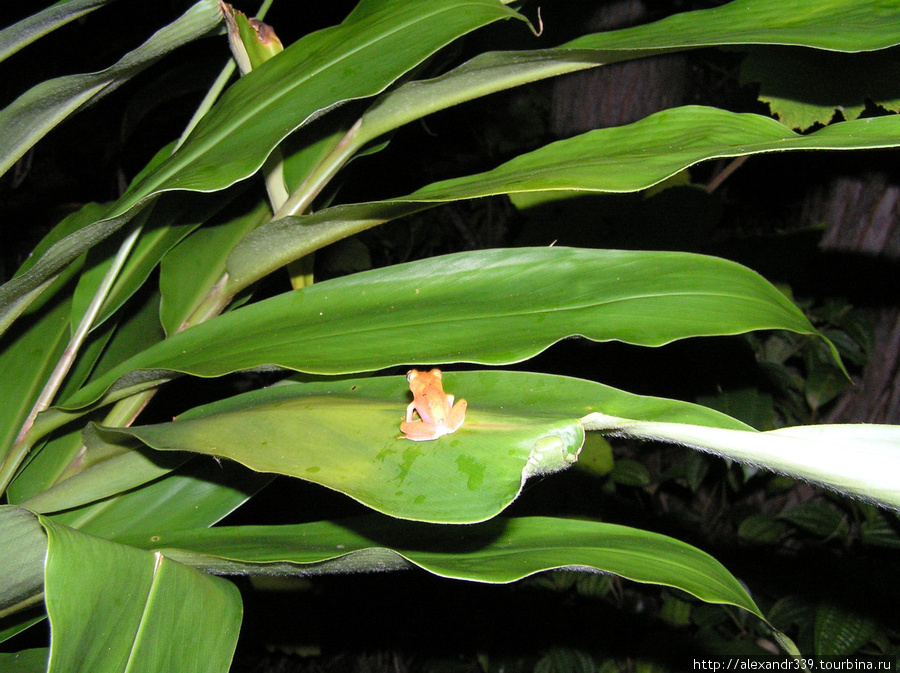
top-left (272, 118), bottom-right (363, 220)
top-left (262, 148), bottom-right (288, 209)
top-left (66, 271), bottom-right (230, 458)
top-left (175, 0), bottom-right (275, 151)
top-left (0, 1), bottom-right (285, 496)
top-left (16, 0), bottom-right (283, 460)
top-left (178, 272), bottom-right (232, 332)
top-left (0, 592), bottom-right (44, 620)
top-left (0, 224), bottom-right (144, 494)
top-left (99, 386), bottom-right (157, 429)
top-left (131, 120), bottom-right (364, 366)
top-left (5, 5), bottom-right (356, 469)
top-left (253, 0), bottom-right (274, 21)
top-left (177, 58), bottom-right (236, 151)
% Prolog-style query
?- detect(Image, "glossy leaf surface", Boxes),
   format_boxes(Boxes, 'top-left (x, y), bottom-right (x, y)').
top-left (0, 286), bottom-right (72, 461)
top-left (5, 0), bottom-right (896, 334)
top-left (0, 648), bottom-right (48, 672)
top-left (229, 108), bottom-right (900, 289)
top-left (356, 0), bottom-right (900, 156)
top-left (0, 201), bottom-right (112, 458)
top-left (0, 507), bottom-right (46, 616)
top-left (95, 372), bottom-right (748, 523)
top-left (0, 0), bottom-right (520, 335)
top-left (69, 192), bottom-right (229, 333)
top-left (562, 0), bottom-right (900, 53)
top-left (20, 448), bottom-right (190, 516)
top-left (120, 0), bottom-right (518, 199)
top-left (42, 514), bottom-right (241, 673)
top-left (158, 199), bottom-right (271, 336)
top-left (60, 247), bottom-right (823, 412)
top-left (122, 515), bottom-right (764, 620)
top-left (49, 459), bottom-right (272, 540)
top-left (412, 109), bottom-right (900, 199)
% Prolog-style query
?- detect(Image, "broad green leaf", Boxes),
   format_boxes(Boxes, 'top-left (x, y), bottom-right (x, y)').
top-left (81, 288), bottom-right (167, 383)
top-left (561, 0), bottom-right (900, 53)
top-left (0, 0), bottom-right (222, 181)
top-left (741, 47), bottom-right (900, 130)
top-left (118, 0), bottom-right (518, 207)
top-left (20, 446), bottom-right (190, 516)
top-left (121, 515), bottom-right (764, 620)
top-left (56, 321), bottom-right (118, 403)
top-left (0, 284), bottom-right (71, 462)
top-left (0, 199), bottom-right (107, 347)
top-left (5, 291), bottom-right (166, 505)
top-left (0, 0), bottom-right (117, 63)
top-left (49, 458), bottom-right (272, 540)
top-left (0, 237), bottom-right (94, 492)
top-left (357, 0), bottom-right (900, 154)
top-left (779, 502), bottom-right (850, 538)
top-left (411, 109), bottom-right (900, 200)
top-left (93, 372), bottom-right (749, 524)
top-left (44, 371), bottom-right (746, 521)
top-left (0, 0), bottom-right (521, 338)
top-left (228, 108), bottom-right (900, 290)
top-left (7, 429), bottom-right (86, 507)
top-left (42, 515), bottom-right (241, 673)
top-left (55, 247), bottom-right (824, 414)
top-left (158, 198), bottom-right (271, 336)
top-left (0, 203), bottom-right (143, 341)
top-left (0, 506), bottom-right (46, 617)
top-left (4, 0), bottom-right (899, 335)
top-left (70, 192), bottom-right (229, 333)
top-left (0, 648), bottom-right (48, 672)
top-left (94, 375), bottom-right (578, 524)
top-left (5, 143), bottom-right (172, 318)
top-left (584, 414), bottom-right (900, 511)
top-left (0, 505), bottom-right (47, 645)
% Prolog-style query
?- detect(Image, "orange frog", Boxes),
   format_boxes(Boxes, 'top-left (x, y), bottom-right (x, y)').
top-left (399, 369), bottom-right (467, 441)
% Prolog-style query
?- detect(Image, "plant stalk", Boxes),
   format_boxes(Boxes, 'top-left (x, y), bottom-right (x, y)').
top-left (0, 0), bottom-right (287, 495)
top-left (272, 118), bottom-right (363, 220)
top-left (0, 224), bottom-right (144, 494)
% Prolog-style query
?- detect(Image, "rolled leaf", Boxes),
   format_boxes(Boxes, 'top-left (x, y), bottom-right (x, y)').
top-left (584, 414), bottom-right (900, 510)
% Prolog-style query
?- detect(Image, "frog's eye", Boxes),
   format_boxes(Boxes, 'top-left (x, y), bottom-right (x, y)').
top-left (407, 370), bottom-right (417, 382)
top-left (429, 368), bottom-right (443, 379)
